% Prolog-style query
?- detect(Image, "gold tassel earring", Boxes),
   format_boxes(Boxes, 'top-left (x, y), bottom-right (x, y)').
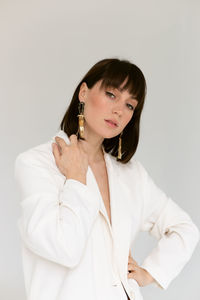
top-left (117, 131), bottom-right (123, 160)
top-left (77, 101), bottom-right (85, 140)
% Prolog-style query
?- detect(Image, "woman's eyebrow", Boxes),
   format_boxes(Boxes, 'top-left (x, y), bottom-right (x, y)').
top-left (130, 96), bottom-right (138, 101)
top-left (112, 87), bottom-right (137, 101)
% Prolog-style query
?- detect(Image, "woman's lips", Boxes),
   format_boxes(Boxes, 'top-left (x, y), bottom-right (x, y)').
top-left (105, 119), bottom-right (118, 128)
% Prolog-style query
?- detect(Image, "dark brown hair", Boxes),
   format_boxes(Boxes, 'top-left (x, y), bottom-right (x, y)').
top-left (60, 58), bottom-right (147, 164)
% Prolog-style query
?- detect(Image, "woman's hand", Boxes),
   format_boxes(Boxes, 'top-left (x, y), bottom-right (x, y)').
top-left (52, 134), bottom-right (89, 184)
top-left (127, 250), bottom-right (155, 287)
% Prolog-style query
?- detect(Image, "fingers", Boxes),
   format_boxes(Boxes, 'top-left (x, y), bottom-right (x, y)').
top-left (55, 136), bottom-right (67, 151)
top-left (69, 134), bottom-right (78, 145)
top-left (52, 135), bottom-right (78, 166)
top-left (127, 271), bottom-right (138, 281)
top-left (128, 262), bottom-right (138, 270)
top-left (128, 272), bottom-right (133, 279)
top-left (127, 262), bottom-right (139, 280)
top-left (127, 250), bottom-right (141, 282)
top-left (127, 265), bottom-right (137, 279)
top-left (52, 143), bottom-right (61, 165)
top-left (55, 135), bottom-right (78, 150)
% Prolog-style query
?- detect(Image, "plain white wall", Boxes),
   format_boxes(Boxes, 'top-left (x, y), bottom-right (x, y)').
top-left (0, 0), bottom-right (199, 299)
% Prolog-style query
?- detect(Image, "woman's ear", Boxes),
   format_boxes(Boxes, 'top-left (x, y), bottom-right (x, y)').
top-left (78, 82), bottom-right (88, 102)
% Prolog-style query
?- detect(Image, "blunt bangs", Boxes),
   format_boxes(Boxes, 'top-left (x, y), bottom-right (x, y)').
top-left (98, 60), bottom-right (146, 106)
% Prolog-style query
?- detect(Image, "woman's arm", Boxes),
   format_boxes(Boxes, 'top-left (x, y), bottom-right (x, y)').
top-left (14, 150), bottom-right (100, 269)
top-left (137, 160), bottom-right (200, 290)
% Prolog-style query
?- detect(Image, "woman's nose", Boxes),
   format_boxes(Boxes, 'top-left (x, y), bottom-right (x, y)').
top-left (112, 103), bottom-right (123, 116)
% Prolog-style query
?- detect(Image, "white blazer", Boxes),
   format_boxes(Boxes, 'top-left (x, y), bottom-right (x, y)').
top-left (14, 130), bottom-right (200, 300)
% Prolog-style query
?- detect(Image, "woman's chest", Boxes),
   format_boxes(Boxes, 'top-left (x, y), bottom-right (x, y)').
top-left (89, 161), bottom-right (112, 226)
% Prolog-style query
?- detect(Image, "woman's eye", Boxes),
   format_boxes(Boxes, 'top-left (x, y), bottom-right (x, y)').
top-left (106, 91), bottom-right (135, 111)
top-left (127, 104), bottom-right (134, 111)
top-left (106, 91), bottom-right (115, 99)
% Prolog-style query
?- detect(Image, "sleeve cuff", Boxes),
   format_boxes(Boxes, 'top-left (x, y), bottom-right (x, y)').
top-left (60, 178), bottom-right (101, 216)
top-left (140, 261), bottom-right (169, 290)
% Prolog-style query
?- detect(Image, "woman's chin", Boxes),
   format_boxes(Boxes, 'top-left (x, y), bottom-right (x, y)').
top-left (102, 132), bottom-right (120, 139)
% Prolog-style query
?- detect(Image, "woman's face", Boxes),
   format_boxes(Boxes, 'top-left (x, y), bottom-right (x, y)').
top-left (78, 79), bottom-right (138, 139)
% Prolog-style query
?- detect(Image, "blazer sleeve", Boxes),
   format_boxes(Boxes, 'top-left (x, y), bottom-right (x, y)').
top-left (137, 160), bottom-right (200, 290)
top-left (14, 151), bottom-right (100, 268)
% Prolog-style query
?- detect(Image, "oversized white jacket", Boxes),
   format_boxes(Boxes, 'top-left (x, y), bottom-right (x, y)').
top-left (14, 129), bottom-right (200, 300)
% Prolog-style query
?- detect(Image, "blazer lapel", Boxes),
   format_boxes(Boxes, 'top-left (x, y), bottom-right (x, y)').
top-left (53, 130), bottom-right (132, 280)
top-left (103, 153), bottom-right (132, 280)
top-left (104, 155), bottom-right (135, 297)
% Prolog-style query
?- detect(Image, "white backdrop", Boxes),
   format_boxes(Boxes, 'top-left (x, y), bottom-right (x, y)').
top-left (0, 0), bottom-right (199, 299)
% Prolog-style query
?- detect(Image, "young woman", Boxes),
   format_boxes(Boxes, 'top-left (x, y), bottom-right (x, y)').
top-left (15, 58), bottom-right (199, 300)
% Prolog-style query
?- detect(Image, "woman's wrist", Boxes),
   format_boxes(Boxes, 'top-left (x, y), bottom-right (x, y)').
top-left (142, 268), bottom-right (155, 285)
top-left (66, 174), bottom-right (86, 185)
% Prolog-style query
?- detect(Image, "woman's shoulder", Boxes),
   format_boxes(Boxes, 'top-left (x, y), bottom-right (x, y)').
top-left (15, 130), bottom-right (66, 171)
top-left (111, 154), bottom-right (148, 184)
top-left (113, 153), bottom-right (146, 173)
